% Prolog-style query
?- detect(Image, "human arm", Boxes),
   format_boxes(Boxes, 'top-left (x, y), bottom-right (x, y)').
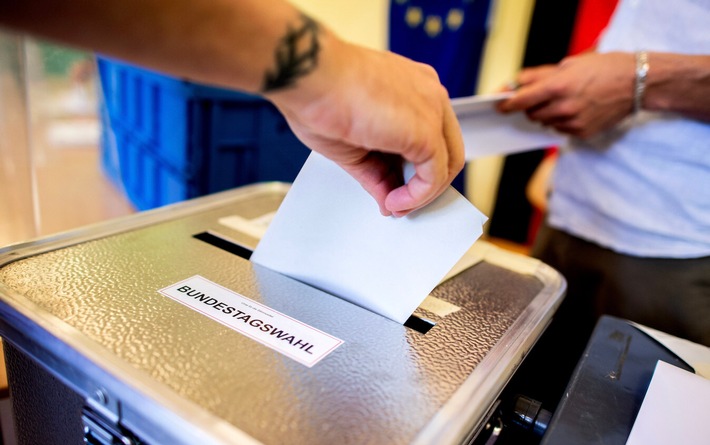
top-left (497, 51), bottom-right (710, 138)
top-left (0, 0), bottom-right (463, 216)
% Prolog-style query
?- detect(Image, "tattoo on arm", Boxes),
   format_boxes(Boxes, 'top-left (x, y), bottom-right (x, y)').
top-left (262, 14), bottom-right (320, 92)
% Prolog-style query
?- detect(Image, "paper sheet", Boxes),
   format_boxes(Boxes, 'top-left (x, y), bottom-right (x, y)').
top-left (631, 322), bottom-right (710, 379)
top-left (626, 360), bottom-right (710, 445)
top-left (250, 152), bottom-right (486, 324)
top-left (451, 93), bottom-right (567, 159)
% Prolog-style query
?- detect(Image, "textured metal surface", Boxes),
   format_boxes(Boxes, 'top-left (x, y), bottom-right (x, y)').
top-left (0, 184), bottom-right (562, 445)
top-left (417, 262), bottom-right (543, 391)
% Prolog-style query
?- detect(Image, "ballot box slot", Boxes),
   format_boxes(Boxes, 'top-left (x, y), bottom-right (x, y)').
top-left (404, 315), bottom-right (436, 334)
top-left (194, 230), bottom-right (438, 334)
top-left (193, 231), bottom-right (252, 260)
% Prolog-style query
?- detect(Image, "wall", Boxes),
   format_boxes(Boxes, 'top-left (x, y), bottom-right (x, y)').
top-left (289, 0), bottom-right (390, 50)
top-left (0, 33), bottom-right (38, 246)
top-left (468, 0), bottom-right (535, 218)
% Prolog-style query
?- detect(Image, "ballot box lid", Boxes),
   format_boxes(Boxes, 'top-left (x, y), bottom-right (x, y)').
top-left (0, 183), bottom-right (565, 445)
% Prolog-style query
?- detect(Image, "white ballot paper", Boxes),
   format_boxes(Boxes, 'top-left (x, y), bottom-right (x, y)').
top-left (451, 93), bottom-right (568, 159)
top-left (251, 152), bottom-right (486, 324)
top-left (626, 360), bottom-right (710, 445)
top-left (631, 322), bottom-right (710, 379)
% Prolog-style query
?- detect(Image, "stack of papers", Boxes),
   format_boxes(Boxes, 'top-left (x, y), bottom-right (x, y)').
top-left (451, 93), bottom-right (567, 159)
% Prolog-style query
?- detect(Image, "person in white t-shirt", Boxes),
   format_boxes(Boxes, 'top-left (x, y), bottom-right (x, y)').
top-left (498, 0), bottom-right (710, 403)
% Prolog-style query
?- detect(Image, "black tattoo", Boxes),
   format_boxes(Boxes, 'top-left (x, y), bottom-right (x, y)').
top-left (262, 14), bottom-right (320, 92)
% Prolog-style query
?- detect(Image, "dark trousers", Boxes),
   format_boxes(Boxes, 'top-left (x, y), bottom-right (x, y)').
top-left (518, 221), bottom-right (710, 409)
top-left (533, 222), bottom-right (710, 347)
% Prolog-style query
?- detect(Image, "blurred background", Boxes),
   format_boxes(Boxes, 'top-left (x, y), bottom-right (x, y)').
top-left (0, 0), bottom-right (611, 252)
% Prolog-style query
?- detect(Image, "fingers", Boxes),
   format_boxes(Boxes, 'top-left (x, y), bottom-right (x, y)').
top-left (518, 64), bottom-right (557, 84)
top-left (498, 65), bottom-right (559, 113)
top-left (382, 137), bottom-right (446, 216)
top-left (342, 152), bottom-right (403, 217)
top-left (443, 102), bottom-right (466, 180)
top-left (499, 82), bottom-right (556, 113)
top-left (384, 98), bottom-right (464, 216)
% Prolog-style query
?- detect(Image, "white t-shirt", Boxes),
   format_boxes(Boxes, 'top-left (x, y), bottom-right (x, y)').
top-left (548, 0), bottom-right (710, 258)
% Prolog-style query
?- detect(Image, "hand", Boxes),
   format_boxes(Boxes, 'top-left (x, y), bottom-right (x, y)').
top-left (497, 52), bottom-right (636, 138)
top-left (267, 37), bottom-right (464, 217)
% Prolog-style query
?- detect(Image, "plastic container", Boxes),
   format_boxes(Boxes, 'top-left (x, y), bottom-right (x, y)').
top-left (97, 57), bottom-right (310, 210)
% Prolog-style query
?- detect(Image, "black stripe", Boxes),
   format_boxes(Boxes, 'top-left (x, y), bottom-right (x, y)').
top-left (193, 232), bottom-right (253, 260)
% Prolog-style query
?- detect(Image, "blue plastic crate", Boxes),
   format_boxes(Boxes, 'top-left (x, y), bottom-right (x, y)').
top-left (97, 57), bottom-right (311, 210)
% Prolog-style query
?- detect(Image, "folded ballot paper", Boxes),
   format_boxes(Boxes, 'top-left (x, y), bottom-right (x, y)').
top-left (626, 360), bottom-right (710, 445)
top-left (251, 152), bottom-right (486, 324)
top-left (451, 93), bottom-right (568, 159)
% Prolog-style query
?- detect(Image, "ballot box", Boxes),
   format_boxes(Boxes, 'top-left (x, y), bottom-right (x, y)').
top-left (541, 316), bottom-right (695, 444)
top-left (0, 183), bottom-right (565, 445)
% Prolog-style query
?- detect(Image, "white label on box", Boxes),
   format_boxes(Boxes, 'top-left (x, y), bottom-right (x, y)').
top-left (158, 275), bottom-right (343, 367)
top-left (218, 211), bottom-right (277, 240)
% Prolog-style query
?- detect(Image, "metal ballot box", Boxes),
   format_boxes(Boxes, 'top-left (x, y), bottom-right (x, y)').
top-left (0, 183), bottom-right (565, 445)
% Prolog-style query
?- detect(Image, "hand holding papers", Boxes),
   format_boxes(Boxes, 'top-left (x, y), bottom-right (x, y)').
top-left (451, 93), bottom-right (567, 159)
top-left (251, 152), bottom-right (486, 324)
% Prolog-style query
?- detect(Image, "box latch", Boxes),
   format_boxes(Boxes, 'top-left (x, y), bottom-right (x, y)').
top-left (82, 406), bottom-right (141, 445)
